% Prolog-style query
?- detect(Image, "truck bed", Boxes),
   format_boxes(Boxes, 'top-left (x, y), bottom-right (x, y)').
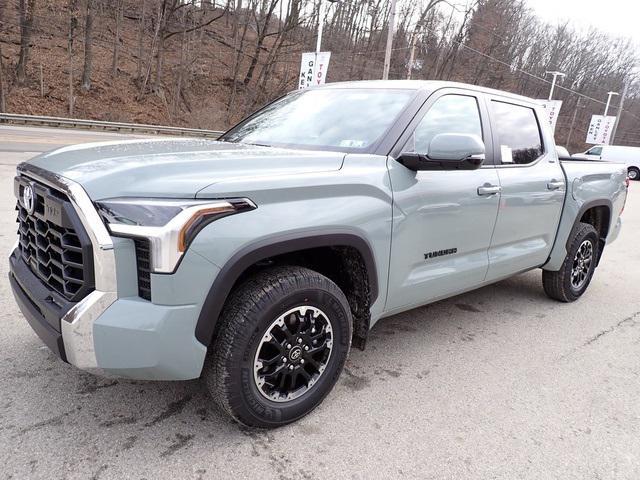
top-left (544, 159), bottom-right (628, 270)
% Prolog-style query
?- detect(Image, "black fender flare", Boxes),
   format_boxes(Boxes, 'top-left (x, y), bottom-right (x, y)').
top-left (566, 199), bottom-right (612, 249)
top-left (566, 199), bottom-right (612, 266)
top-left (195, 231), bottom-right (379, 346)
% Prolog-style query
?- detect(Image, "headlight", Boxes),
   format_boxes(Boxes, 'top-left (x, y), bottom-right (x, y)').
top-left (96, 197), bottom-right (256, 273)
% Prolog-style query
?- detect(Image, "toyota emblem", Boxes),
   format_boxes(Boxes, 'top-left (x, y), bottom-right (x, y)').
top-left (22, 184), bottom-right (35, 215)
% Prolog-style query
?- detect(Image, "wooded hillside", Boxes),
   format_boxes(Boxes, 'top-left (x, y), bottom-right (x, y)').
top-left (0, 0), bottom-right (638, 151)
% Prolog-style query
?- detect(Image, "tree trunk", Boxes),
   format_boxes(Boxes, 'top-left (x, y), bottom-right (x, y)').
top-left (138, 0), bottom-right (163, 99)
top-left (16, 0), bottom-right (37, 86)
top-left (111, 0), bottom-right (123, 77)
top-left (242, 0), bottom-right (277, 86)
top-left (154, 1), bottom-right (168, 92)
top-left (172, 6), bottom-right (189, 119)
top-left (226, 1), bottom-right (249, 122)
top-left (68, 0), bottom-right (79, 115)
top-left (0, 44), bottom-right (6, 111)
top-left (81, 0), bottom-right (94, 90)
top-left (136, 0), bottom-right (147, 80)
top-left (231, 0), bottom-right (241, 39)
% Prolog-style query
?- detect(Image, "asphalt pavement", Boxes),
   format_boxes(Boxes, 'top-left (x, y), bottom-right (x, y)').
top-left (0, 126), bottom-right (639, 480)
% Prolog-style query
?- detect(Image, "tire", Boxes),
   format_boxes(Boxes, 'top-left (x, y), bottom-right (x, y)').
top-left (628, 167), bottom-right (640, 181)
top-left (203, 266), bottom-right (352, 428)
top-left (542, 222), bottom-right (599, 302)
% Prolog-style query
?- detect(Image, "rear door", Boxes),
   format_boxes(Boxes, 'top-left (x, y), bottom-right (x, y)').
top-left (484, 97), bottom-right (565, 281)
top-left (386, 89), bottom-right (501, 312)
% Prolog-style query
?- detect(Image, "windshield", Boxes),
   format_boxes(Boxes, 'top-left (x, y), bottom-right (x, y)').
top-left (220, 88), bottom-right (415, 152)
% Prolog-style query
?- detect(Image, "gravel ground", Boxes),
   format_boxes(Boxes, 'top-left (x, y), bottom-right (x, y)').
top-left (1, 127), bottom-right (639, 480)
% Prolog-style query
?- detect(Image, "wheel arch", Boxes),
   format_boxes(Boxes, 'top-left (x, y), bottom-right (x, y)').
top-left (569, 200), bottom-right (612, 264)
top-left (195, 231), bottom-right (379, 348)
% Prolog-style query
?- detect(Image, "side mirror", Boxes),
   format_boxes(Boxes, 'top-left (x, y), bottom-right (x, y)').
top-left (397, 133), bottom-right (485, 171)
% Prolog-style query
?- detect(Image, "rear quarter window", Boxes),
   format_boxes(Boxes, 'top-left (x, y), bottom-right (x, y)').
top-left (491, 101), bottom-right (544, 165)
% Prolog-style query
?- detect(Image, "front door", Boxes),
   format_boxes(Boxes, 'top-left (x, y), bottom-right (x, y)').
top-left (386, 90), bottom-right (501, 312)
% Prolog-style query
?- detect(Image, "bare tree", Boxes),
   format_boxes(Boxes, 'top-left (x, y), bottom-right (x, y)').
top-left (136, 0), bottom-right (148, 80)
top-left (68, 0), bottom-right (79, 115)
top-left (81, 0), bottom-right (94, 91)
top-left (0, 2), bottom-right (6, 110)
top-left (111, 0), bottom-right (124, 77)
top-left (139, 0), bottom-right (166, 98)
top-left (2, 0), bottom-right (639, 143)
top-left (243, 0), bottom-right (280, 86)
top-left (0, 44), bottom-right (6, 111)
top-left (15, 0), bottom-right (37, 86)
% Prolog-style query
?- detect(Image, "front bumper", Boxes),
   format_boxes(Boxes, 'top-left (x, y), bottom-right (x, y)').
top-left (11, 163), bottom-right (208, 380)
top-left (10, 248), bottom-right (206, 380)
top-left (9, 249), bottom-right (69, 361)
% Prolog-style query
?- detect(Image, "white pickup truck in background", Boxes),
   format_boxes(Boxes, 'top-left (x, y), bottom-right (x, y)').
top-left (572, 145), bottom-right (640, 180)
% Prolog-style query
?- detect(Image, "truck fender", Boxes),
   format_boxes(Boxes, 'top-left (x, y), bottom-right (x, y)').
top-left (566, 199), bottom-right (612, 246)
top-left (194, 231), bottom-right (379, 346)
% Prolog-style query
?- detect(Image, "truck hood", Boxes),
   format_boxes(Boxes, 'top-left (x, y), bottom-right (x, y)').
top-left (26, 138), bottom-right (345, 200)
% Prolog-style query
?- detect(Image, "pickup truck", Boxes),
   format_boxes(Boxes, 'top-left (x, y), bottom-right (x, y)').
top-left (9, 80), bottom-right (629, 428)
top-left (571, 144), bottom-right (640, 180)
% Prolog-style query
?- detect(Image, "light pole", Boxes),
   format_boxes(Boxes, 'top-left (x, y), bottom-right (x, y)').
top-left (316, 1), bottom-right (325, 54)
top-left (545, 71), bottom-right (565, 100)
top-left (604, 91), bottom-right (619, 116)
top-left (610, 80), bottom-right (630, 144)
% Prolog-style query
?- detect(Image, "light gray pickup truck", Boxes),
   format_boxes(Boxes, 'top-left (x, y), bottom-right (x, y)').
top-left (10, 81), bottom-right (629, 427)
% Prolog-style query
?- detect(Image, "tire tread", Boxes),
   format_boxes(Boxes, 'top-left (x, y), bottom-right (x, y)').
top-left (203, 265), bottom-right (351, 427)
top-left (542, 222), bottom-right (599, 302)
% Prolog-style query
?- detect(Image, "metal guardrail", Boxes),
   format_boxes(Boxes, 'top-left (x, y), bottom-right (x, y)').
top-left (0, 113), bottom-right (224, 138)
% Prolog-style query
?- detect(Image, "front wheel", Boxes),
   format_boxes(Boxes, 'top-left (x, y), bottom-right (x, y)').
top-left (203, 266), bottom-right (352, 428)
top-left (542, 222), bottom-right (600, 302)
top-left (628, 167), bottom-right (640, 181)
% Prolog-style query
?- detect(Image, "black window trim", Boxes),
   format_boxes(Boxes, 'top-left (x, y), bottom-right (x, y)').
top-left (488, 97), bottom-right (548, 169)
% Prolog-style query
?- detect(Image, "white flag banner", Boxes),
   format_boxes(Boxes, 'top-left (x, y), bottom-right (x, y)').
top-left (313, 52), bottom-right (331, 86)
top-left (537, 99), bottom-right (563, 133)
top-left (298, 52), bottom-right (316, 89)
top-left (298, 52), bottom-right (331, 89)
top-left (586, 115), bottom-right (617, 145)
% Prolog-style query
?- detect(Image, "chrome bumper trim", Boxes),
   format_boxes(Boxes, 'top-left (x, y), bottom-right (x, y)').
top-left (17, 162), bottom-right (117, 371)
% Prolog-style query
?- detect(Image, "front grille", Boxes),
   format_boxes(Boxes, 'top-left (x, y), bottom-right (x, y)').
top-left (15, 176), bottom-right (95, 302)
top-left (134, 239), bottom-right (152, 301)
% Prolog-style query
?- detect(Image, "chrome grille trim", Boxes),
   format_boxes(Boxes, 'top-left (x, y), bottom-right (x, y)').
top-left (15, 177), bottom-right (93, 301)
top-left (16, 163), bottom-right (118, 372)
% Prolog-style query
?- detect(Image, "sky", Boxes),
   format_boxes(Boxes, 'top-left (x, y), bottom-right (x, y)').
top-left (529, 0), bottom-right (640, 44)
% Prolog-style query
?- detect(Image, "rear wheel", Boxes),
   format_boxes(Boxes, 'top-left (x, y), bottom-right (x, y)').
top-left (203, 266), bottom-right (352, 428)
top-left (628, 167), bottom-right (640, 181)
top-left (542, 222), bottom-right (599, 302)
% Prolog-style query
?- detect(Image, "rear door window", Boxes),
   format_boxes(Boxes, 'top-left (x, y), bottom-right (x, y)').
top-left (491, 101), bottom-right (544, 165)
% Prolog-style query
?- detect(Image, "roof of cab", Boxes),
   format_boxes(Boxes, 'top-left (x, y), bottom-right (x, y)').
top-left (317, 79), bottom-right (538, 105)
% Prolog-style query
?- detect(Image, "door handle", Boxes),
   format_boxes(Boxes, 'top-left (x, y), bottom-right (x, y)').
top-left (547, 180), bottom-right (565, 190)
top-left (477, 185), bottom-right (501, 196)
